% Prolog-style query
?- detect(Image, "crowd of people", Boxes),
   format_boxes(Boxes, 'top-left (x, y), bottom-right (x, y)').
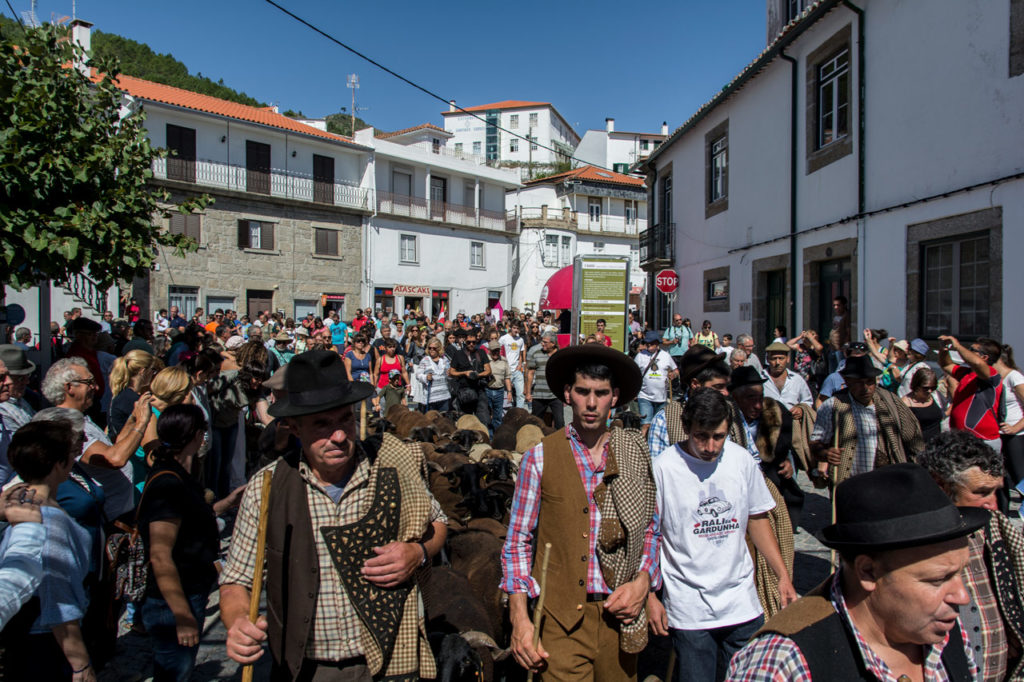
top-left (0, 295), bottom-right (1019, 682)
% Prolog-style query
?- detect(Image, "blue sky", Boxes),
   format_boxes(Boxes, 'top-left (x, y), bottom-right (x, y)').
top-left (6, 0), bottom-right (768, 136)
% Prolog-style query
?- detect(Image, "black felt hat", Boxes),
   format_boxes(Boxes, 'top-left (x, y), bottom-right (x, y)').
top-left (267, 350), bottom-right (374, 418)
top-left (677, 345), bottom-right (728, 385)
top-left (817, 463), bottom-right (989, 552)
top-left (545, 344), bottom-right (642, 405)
top-left (727, 366), bottom-right (768, 391)
top-left (839, 355), bottom-right (882, 379)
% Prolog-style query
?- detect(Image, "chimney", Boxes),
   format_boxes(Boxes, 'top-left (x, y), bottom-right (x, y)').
top-left (605, 117), bottom-right (615, 133)
top-left (449, 100), bottom-right (456, 112)
top-left (70, 19), bottom-right (93, 76)
top-left (661, 121), bottom-right (668, 136)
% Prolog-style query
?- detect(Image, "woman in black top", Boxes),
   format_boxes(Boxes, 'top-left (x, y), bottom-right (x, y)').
top-left (901, 366), bottom-right (945, 443)
top-left (107, 350), bottom-right (162, 440)
top-left (138, 404), bottom-right (241, 681)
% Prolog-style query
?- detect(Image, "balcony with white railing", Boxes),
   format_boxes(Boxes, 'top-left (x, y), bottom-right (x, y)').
top-left (505, 206), bottom-right (643, 236)
top-left (151, 157), bottom-right (372, 212)
top-left (376, 191), bottom-right (509, 232)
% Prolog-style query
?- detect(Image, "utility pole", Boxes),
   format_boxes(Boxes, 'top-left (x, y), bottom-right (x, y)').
top-left (346, 74), bottom-right (359, 136)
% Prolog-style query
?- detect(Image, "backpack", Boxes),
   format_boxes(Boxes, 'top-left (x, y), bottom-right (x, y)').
top-left (105, 470), bottom-right (181, 602)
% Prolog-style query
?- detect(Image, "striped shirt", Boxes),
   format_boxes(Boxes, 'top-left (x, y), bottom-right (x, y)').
top-left (500, 425), bottom-right (660, 596)
top-left (526, 344), bottom-right (556, 400)
top-left (811, 397), bottom-right (879, 477)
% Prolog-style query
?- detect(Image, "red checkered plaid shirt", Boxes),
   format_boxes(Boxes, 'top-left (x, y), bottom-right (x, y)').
top-left (500, 425), bottom-right (660, 596)
top-left (728, 570), bottom-right (977, 681)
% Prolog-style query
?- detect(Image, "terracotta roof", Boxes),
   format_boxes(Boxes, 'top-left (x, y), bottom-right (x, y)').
top-left (524, 165), bottom-right (645, 188)
top-left (646, 0), bottom-right (838, 166)
top-left (441, 100), bottom-right (549, 115)
top-left (375, 123), bottom-right (450, 139)
top-left (107, 73), bottom-right (368, 148)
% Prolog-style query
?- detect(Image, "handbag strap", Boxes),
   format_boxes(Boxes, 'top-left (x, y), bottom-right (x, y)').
top-left (127, 469), bottom-right (183, 533)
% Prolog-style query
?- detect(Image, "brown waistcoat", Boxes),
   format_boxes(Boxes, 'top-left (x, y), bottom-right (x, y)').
top-left (532, 430), bottom-right (592, 632)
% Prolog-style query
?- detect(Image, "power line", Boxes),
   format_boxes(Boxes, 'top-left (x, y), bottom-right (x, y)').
top-left (262, 0), bottom-right (614, 174)
top-left (2, 2), bottom-right (27, 31)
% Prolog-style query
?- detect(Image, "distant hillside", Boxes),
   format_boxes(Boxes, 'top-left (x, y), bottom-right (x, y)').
top-left (1, 16), bottom-right (381, 137)
top-left (91, 30), bottom-right (267, 107)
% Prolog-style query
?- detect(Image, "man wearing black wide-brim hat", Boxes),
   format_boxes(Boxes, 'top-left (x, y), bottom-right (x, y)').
top-left (501, 343), bottom-right (658, 678)
top-left (809, 355), bottom-right (924, 487)
top-left (730, 463), bottom-right (984, 680)
top-left (219, 350), bottom-right (447, 680)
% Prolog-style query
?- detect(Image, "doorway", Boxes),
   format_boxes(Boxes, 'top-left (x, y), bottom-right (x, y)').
top-left (766, 270), bottom-right (787, 343)
top-left (817, 258), bottom-right (851, 339)
top-left (246, 289), bottom-right (274, 319)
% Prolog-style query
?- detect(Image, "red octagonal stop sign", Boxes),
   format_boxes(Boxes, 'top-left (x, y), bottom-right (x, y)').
top-left (655, 269), bottom-right (679, 294)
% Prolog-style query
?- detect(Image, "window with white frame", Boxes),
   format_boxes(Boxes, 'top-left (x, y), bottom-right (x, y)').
top-left (588, 198), bottom-right (601, 225)
top-left (529, 135), bottom-right (537, 151)
top-left (625, 200), bottom-right (636, 225)
top-left (543, 235), bottom-right (559, 267)
top-left (560, 236), bottom-right (571, 265)
top-left (594, 242), bottom-right (605, 253)
top-left (237, 219), bottom-right (274, 250)
top-left (529, 112), bottom-right (538, 128)
top-left (454, 142), bottom-right (463, 154)
top-left (787, 0), bottom-right (808, 22)
top-left (509, 114), bottom-right (519, 129)
top-left (641, 139), bottom-right (650, 151)
top-left (510, 138), bottom-right (519, 153)
top-left (710, 135), bottom-right (728, 202)
top-left (400, 234), bottom-right (418, 264)
top-left (470, 241), bottom-right (484, 268)
top-left (472, 141), bottom-right (481, 156)
top-left (818, 49), bottom-right (850, 148)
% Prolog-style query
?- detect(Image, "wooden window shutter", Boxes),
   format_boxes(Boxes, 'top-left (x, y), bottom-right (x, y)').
top-left (185, 214), bottom-right (201, 241)
top-left (315, 228), bottom-right (327, 254)
top-left (261, 222), bottom-right (275, 251)
top-left (328, 230), bottom-right (338, 255)
top-left (237, 219), bottom-right (249, 248)
top-left (169, 213), bottom-right (185, 235)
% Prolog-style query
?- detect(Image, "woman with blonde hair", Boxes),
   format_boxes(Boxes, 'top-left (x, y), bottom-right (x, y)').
top-left (133, 366), bottom-right (194, 493)
top-left (107, 350), bottom-right (164, 440)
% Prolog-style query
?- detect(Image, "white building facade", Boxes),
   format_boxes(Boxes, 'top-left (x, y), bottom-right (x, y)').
top-left (506, 167), bottom-right (646, 312)
top-left (354, 125), bottom-right (522, 318)
top-left (574, 118), bottom-right (668, 175)
top-left (642, 0), bottom-right (1024, 350)
top-left (441, 101), bottom-right (580, 178)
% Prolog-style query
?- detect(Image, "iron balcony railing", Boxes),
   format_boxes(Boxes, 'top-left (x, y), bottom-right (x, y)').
top-left (505, 207), bottom-right (645, 235)
top-left (639, 222), bottom-right (675, 265)
top-left (61, 271), bottom-right (108, 313)
top-left (151, 157), bottom-right (372, 211)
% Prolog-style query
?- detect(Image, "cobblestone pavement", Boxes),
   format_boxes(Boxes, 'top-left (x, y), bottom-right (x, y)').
top-left (98, 472), bottom-right (1020, 681)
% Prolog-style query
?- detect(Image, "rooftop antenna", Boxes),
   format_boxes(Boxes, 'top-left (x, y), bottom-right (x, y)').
top-left (346, 73), bottom-right (359, 136)
top-left (21, 0), bottom-right (39, 27)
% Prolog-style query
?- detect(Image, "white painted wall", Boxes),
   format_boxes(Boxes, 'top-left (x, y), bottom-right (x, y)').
top-left (369, 217), bottom-right (512, 315)
top-left (443, 105), bottom-right (579, 166)
top-left (651, 0), bottom-right (1024, 344)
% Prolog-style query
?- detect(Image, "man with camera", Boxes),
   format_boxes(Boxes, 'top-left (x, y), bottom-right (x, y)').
top-left (448, 329), bottom-right (491, 423)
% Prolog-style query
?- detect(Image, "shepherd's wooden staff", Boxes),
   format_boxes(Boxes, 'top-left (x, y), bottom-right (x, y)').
top-left (360, 400), bottom-right (368, 440)
top-left (531, 542), bottom-right (552, 666)
top-left (242, 470), bottom-right (273, 682)
top-left (829, 426), bottom-right (839, 567)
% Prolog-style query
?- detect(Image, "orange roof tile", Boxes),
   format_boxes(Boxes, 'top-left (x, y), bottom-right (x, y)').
top-left (107, 73), bottom-right (368, 148)
top-left (441, 100), bottom-right (549, 115)
top-left (375, 123), bottom-right (450, 139)
top-left (524, 165), bottom-right (645, 189)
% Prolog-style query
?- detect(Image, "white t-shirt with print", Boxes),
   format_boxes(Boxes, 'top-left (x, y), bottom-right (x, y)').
top-left (499, 333), bottom-right (525, 372)
top-left (635, 350), bottom-right (677, 403)
top-left (653, 439), bottom-right (775, 629)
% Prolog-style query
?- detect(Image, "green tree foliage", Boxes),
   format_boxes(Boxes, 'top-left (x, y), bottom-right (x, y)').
top-left (0, 22), bottom-right (208, 292)
top-left (325, 111), bottom-right (375, 138)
